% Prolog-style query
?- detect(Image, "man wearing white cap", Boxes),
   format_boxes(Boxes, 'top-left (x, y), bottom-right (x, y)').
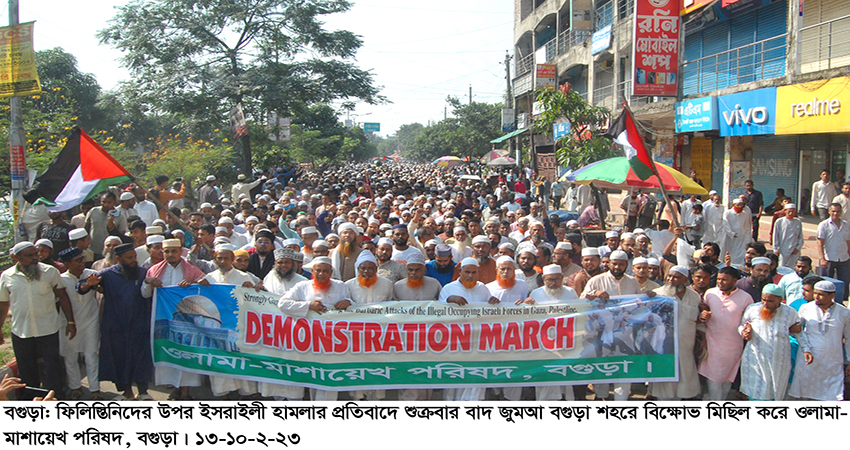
top-left (330, 222), bottom-right (362, 282)
top-left (394, 252), bottom-right (441, 302)
top-left (632, 257), bottom-right (660, 293)
top-left (649, 266), bottom-right (701, 400)
top-left (219, 217), bottom-right (248, 249)
top-left (735, 256), bottom-right (771, 304)
top-left (738, 284), bottom-right (799, 400)
top-left (486, 256), bottom-right (529, 305)
top-left (452, 235), bottom-right (496, 284)
top-left (346, 250), bottom-right (394, 305)
top-left (598, 231), bottom-right (619, 258)
top-left (0, 242), bottom-right (76, 399)
top-left (299, 226), bottom-right (320, 264)
top-left (581, 250), bottom-right (642, 400)
top-left (140, 235), bottom-right (165, 268)
top-left (789, 280), bottom-right (850, 400)
top-left (439, 257), bottom-right (499, 401)
top-left (514, 246), bottom-right (543, 294)
top-left (85, 191), bottom-right (127, 259)
top-left (199, 175), bottom-right (219, 206)
top-left (375, 237), bottom-right (406, 283)
top-left (566, 247), bottom-right (603, 295)
top-left (449, 225), bottom-right (473, 263)
top-left (701, 191), bottom-right (724, 254)
top-left (552, 242), bottom-right (581, 281)
top-left (772, 203), bottom-right (803, 268)
top-left (723, 198), bottom-right (752, 266)
top-left (116, 191), bottom-right (136, 223)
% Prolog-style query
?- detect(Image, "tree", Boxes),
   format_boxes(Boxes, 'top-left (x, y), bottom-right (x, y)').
top-left (33, 48), bottom-right (101, 130)
top-left (403, 98), bottom-right (501, 162)
top-left (533, 87), bottom-right (618, 169)
top-left (98, 0), bottom-right (386, 171)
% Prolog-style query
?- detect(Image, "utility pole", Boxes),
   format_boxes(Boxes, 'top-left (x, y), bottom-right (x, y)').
top-left (9, 0), bottom-right (25, 243)
top-left (468, 84), bottom-right (472, 104)
top-left (504, 51), bottom-right (512, 108)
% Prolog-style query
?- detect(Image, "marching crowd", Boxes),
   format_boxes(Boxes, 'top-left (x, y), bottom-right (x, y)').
top-left (0, 161), bottom-right (849, 402)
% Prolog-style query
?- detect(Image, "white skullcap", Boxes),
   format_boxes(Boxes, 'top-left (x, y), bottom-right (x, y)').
top-left (555, 242), bottom-right (572, 251)
top-left (732, 198), bottom-right (744, 205)
top-left (214, 243), bottom-right (235, 253)
top-left (425, 239), bottom-right (439, 247)
top-left (162, 238), bottom-right (181, 249)
top-left (669, 266), bottom-right (689, 277)
top-left (647, 257), bottom-right (660, 267)
top-left (406, 252), bottom-right (427, 266)
top-left (516, 243), bottom-right (537, 256)
top-left (200, 202), bottom-right (213, 209)
top-left (784, 203), bottom-right (797, 210)
top-left (453, 226), bottom-right (466, 233)
top-left (368, 217), bottom-right (380, 225)
top-left (104, 235), bottom-right (123, 245)
top-left (301, 226), bottom-right (318, 235)
top-left (633, 257), bottom-right (648, 265)
top-left (636, 234), bottom-right (649, 241)
top-left (815, 280), bottom-right (836, 293)
top-left (634, 228), bottom-right (645, 234)
top-left (326, 233), bottom-right (339, 240)
top-left (119, 191), bottom-right (134, 201)
top-left (496, 255), bottom-right (515, 267)
top-left (581, 247), bottom-right (600, 257)
top-left (498, 242), bottom-right (515, 251)
top-left (338, 222), bottom-right (357, 233)
top-left (146, 235), bottom-right (165, 246)
top-left (213, 236), bottom-right (231, 245)
top-left (610, 250), bottom-right (629, 261)
top-left (35, 239), bottom-right (53, 249)
top-left (356, 226), bottom-right (364, 235)
top-left (214, 226), bottom-right (227, 234)
top-left (460, 257), bottom-right (479, 268)
top-left (283, 238), bottom-right (301, 247)
top-left (312, 240), bottom-right (329, 249)
top-left (605, 231), bottom-right (619, 239)
top-left (152, 219), bottom-right (167, 227)
top-left (69, 228), bottom-right (88, 240)
top-left (355, 250), bottom-right (378, 269)
top-left (530, 202), bottom-right (539, 207)
top-left (751, 257), bottom-right (771, 267)
top-left (567, 220), bottom-right (578, 227)
top-left (146, 226), bottom-right (163, 235)
top-left (472, 235), bottom-right (490, 245)
top-left (218, 217), bottom-right (233, 225)
top-left (542, 264), bottom-right (562, 275)
top-left (11, 241), bottom-right (34, 255)
top-left (312, 256), bottom-right (332, 267)
top-left (171, 229), bottom-right (185, 236)
top-left (621, 232), bottom-right (636, 240)
top-left (377, 237), bottom-right (393, 247)
top-left (245, 216), bottom-right (259, 223)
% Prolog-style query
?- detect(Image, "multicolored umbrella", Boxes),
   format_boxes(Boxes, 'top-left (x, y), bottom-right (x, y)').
top-left (480, 149), bottom-right (510, 163)
top-left (486, 156), bottom-right (516, 166)
top-left (563, 157), bottom-right (708, 195)
top-left (432, 155), bottom-right (463, 167)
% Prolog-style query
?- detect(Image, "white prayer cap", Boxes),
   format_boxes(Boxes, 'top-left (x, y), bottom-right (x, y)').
top-left (633, 228), bottom-right (645, 234)
top-left (453, 226), bottom-right (466, 233)
top-left (380, 224), bottom-right (392, 231)
top-left (669, 266), bottom-right (689, 277)
top-left (214, 243), bottom-right (235, 253)
top-left (326, 233), bottom-right (339, 240)
top-left (213, 236), bottom-right (231, 245)
top-left (555, 242), bottom-right (572, 251)
top-left (530, 202), bottom-right (539, 207)
top-left (205, 175), bottom-right (216, 182)
top-left (496, 255), bottom-right (515, 267)
top-left (245, 216), bottom-right (259, 223)
top-left (610, 250), bottom-right (629, 261)
top-left (621, 232), bottom-right (636, 240)
top-left (472, 235), bottom-right (490, 245)
top-left (283, 238), bottom-right (301, 248)
top-left (10, 241), bottom-right (34, 255)
top-left (815, 280), bottom-right (836, 293)
top-left (647, 258), bottom-right (660, 267)
top-left (301, 226), bottom-right (318, 235)
top-left (200, 202), bottom-right (213, 209)
top-left (119, 191), bottom-right (134, 201)
top-left (751, 257), bottom-right (771, 267)
top-left (356, 226), bottom-right (364, 235)
top-left (35, 239), bottom-right (53, 249)
top-left (312, 240), bottom-right (329, 249)
top-left (567, 220), bottom-right (579, 227)
top-left (425, 239), bottom-right (439, 247)
top-left (146, 226), bottom-right (163, 235)
top-left (516, 243), bottom-right (537, 256)
top-left (214, 226), bottom-right (227, 234)
top-left (709, 190), bottom-right (718, 196)
top-left (153, 219), bottom-right (167, 227)
top-left (146, 235), bottom-right (165, 246)
top-left (784, 203), bottom-right (797, 210)
top-left (312, 256), bottom-right (332, 267)
top-left (633, 257), bottom-right (648, 265)
top-left (338, 222), bottom-right (357, 233)
top-left (435, 217), bottom-right (445, 224)
top-left (460, 257), bottom-right (479, 268)
top-left (605, 231), bottom-right (619, 239)
top-left (407, 252), bottom-right (427, 266)
top-left (636, 234), bottom-right (649, 242)
top-left (69, 228), bottom-right (88, 240)
top-left (218, 217), bottom-right (234, 225)
top-left (581, 247), bottom-right (600, 257)
top-left (378, 237), bottom-right (393, 247)
top-left (104, 235), bottom-right (123, 245)
top-left (163, 239), bottom-right (182, 249)
top-left (355, 250), bottom-right (378, 269)
top-left (542, 264), bottom-right (562, 275)
top-left (498, 242), bottom-right (515, 251)
top-left (732, 198), bottom-right (744, 205)
top-left (171, 229), bottom-right (185, 237)
top-left (368, 217), bottom-right (380, 225)
top-left (598, 246), bottom-right (612, 257)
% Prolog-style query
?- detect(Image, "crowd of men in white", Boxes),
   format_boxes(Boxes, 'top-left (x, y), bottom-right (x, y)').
top-left (0, 161), bottom-right (848, 402)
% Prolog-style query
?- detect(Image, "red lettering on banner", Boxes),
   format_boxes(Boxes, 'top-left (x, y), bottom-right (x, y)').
top-left (502, 322), bottom-right (522, 351)
top-left (383, 323), bottom-right (404, 352)
top-left (277, 316), bottom-right (294, 350)
top-left (333, 321), bottom-right (349, 353)
top-left (540, 318), bottom-right (556, 350)
top-left (261, 313), bottom-right (273, 347)
top-left (428, 323), bottom-right (449, 352)
top-left (402, 323), bottom-right (419, 352)
top-left (449, 323), bottom-right (471, 352)
top-left (479, 323), bottom-right (503, 352)
top-left (293, 318), bottom-right (311, 352)
top-left (312, 320), bottom-right (333, 353)
top-left (348, 322), bottom-right (364, 352)
top-left (364, 322), bottom-right (382, 352)
top-left (245, 311), bottom-right (261, 345)
top-left (521, 320), bottom-right (541, 350)
top-left (555, 317), bottom-right (575, 349)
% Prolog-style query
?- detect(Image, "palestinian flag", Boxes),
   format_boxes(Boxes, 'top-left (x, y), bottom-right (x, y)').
top-left (24, 127), bottom-right (133, 211)
top-left (606, 106), bottom-right (657, 181)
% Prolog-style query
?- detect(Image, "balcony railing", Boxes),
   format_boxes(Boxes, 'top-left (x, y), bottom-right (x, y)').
top-left (516, 53), bottom-right (534, 77)
top-left (596, 1), bottom-right (614, 29)
top-left (557, 28), bottom-right (592, 55)
top-left (543, 38), bottom-right (558, 63)
top-left (593, 84), bottom-right (615, 110)
top-left (618, 0), bottom-right (634, 19)
top-left (617, 79), bottom-right (656, 108)
top-left (682, 34), bottom-right (786, 96)
top-left (513, 71), bottom-right (534, 96)
top-left (799, 14), bottom-right (850, 73)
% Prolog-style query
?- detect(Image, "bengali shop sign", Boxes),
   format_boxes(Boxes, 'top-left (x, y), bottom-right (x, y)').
top-left (633, 0), bottom-right (679, 97)
top-left (152, 286), bottom-right (679, 390)
top-left (0, 22), bottom-right (41, 98)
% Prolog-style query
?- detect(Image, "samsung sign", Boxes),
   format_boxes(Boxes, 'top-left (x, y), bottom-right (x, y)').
top-left (717, 87), bottom-right (776, 136)
top-left (675, 96), bottom-right (717, 133)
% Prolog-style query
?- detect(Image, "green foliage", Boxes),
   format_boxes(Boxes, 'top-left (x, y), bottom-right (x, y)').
top-left (142, 135), bottom-right (239, 188)
top-left (403, 98), bottom-right (501, 162)
top-left (533, 88), bottom-right (618, 169)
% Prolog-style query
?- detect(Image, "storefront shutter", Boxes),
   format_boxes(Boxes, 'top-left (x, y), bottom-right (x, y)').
top-left (711, 138), bottom-right (725, 194)
top-left (751, 135), bottom-right (798, 202)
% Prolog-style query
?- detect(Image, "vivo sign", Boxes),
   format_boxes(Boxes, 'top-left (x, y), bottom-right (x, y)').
top-left (717, 87), bottom-right (776, 136)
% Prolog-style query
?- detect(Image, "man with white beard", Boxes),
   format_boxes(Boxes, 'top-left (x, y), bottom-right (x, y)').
top-left (649, 266), bottom-right (701, 400)
top-left (702, 191), bottom-right (725, 257)
top-left (723, 198), bottom-right (752, 266)
top-left (450, 225), bottom-right (473, 263)
top-left (520, 264), bottom-right (579, 400)
top-left (93, 236), bottom-right (122, 270)
top-left (278, 257), bottom-right (352, 401)
top-left (203, 244), bottom-right (259, 398)
top-left (393, 252), bottom-right (441, 302)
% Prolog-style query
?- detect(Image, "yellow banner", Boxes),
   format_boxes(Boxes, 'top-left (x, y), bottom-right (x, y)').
top-left (0, 22), bottom-right (41, 98)
top-left (775, 76), bottom-right (850, 135)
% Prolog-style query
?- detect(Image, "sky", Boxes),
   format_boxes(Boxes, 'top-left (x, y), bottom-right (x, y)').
top-left (14, 0), bottom-right (515, 138)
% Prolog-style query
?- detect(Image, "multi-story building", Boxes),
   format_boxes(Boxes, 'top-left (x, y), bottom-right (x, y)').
top-left (508, 0), bottom-right (850, 207)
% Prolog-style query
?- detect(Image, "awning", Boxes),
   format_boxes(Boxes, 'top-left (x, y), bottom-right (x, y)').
top-left (490, 128), bottom-right (527, 144)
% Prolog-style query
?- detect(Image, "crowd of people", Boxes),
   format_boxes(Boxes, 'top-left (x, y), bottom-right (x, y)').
top-left (0, 160), bottom-right (848, 402)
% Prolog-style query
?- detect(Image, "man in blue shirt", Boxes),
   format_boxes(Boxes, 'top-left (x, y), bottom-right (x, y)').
top-left (425, 244), bottom-right (456, 287)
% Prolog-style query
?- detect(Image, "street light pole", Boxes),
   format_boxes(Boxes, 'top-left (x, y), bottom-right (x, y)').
top-left (9, 0), bottom-right (26, 243)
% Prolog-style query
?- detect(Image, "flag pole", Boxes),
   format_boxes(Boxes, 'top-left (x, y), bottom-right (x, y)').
top-left (621, 102), bottom-right (681, 229)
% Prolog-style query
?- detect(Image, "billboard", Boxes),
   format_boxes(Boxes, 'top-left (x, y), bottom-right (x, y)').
top-left (632, 0), bottom-right (680, 97)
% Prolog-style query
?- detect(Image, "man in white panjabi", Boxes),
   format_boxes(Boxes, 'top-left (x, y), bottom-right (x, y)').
top-left (258, 248), bottom-right (307, 400)
top-left (278, 257), bottom-right (352, 401)
top-left (521, 264), bottom-right (579, 401)
top-left (581, 250), bottom-right (644, 401)
top-left (345, 250), bottom-right (394, 401)
top-left (772, 203), bottom-right (804, 268)
top-left (788, 280), bottom-right (850, 400)
top-left (485, 256), bottom-right (530, 401)
top-left (738, 284), bottom-right (801, 400)
top-left (202, 244), bottom-right (260, 398)
top-left (723, 198), bottom-right (752, 266)
top-left (438, 257), bottom-right (500, 401)
top-left (648, 266), bottom-right (702, 400)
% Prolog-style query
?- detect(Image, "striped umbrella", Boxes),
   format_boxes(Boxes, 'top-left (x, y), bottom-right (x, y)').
top-left (432, 155), bottom-right (463, 167)
top-left (563, 157), bottom-right (708, 195)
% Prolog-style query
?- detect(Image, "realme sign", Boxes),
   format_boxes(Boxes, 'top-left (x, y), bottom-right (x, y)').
top-left (776, 76), bottom-right (850, 135)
